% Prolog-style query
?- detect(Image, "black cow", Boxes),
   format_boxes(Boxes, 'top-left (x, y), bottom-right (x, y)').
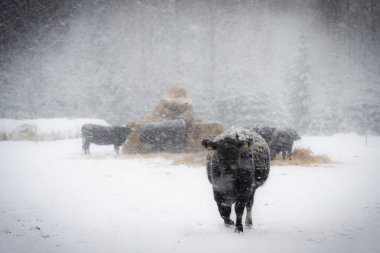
top-left (251, 126), bottom-right (277, 144)
top-left (202, 127), bottom-right (270, 233)
top-left (269, 128), bottom-right (301, 160)
top-left (139, 119), bottom-right (186, 152)
top-left (82, 124), bottom-right (132, 154)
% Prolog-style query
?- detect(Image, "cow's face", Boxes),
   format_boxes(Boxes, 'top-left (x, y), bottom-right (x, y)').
top-left (289, 129), bottom-right (301, 141)
top-left (202, 137), bottom-right (252, 163)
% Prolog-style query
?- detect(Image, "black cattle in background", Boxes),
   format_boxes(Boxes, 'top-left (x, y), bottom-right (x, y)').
top-left (202, 127), bottom-right (270, 233)
top-left (251, 126), bottom-right (276, 144)
top-left (269, 128), bottom-right (301, 160)
top-left (139, 119), bottom-right (186, 152)
top-left (82, 124), bottom-right (132, 154)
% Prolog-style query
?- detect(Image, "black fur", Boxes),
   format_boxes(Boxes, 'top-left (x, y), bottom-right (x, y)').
top-left (81, 124), bottom-right (132, 154)
top-left (139, 119), bottom-right (186, 152)
top-left (251, 126), bottom-right (276, 144)
top-left (203, 128), bottom-right (270, 233)
top-left (269, 128), bottom-right (301, 160)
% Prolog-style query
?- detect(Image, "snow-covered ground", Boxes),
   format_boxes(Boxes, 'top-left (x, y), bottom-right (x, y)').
top-left (0, 118), bottom-right (110, 140)
top-left (1, 134), bottom-right (379, 253)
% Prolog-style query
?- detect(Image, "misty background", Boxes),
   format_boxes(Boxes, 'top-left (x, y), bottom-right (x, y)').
top-left (0, 0), bottom-right (379, 135)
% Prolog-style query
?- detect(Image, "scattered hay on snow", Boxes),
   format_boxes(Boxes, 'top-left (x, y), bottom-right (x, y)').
top-left (119, 151), bottom-right (209, 167)
top-left (169, 147), bottom-right (331, 167)
top-left (170, 147), bottom-right (331, 167)
top-left (121, 147), bottom-right (331, 167)
top-left (271, 147), bottom-right (331, 166)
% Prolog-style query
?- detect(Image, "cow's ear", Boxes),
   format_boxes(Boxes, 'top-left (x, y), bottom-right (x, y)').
top-left (202, 140), bottom-right (216, 150)
top-left (240, 139), bottom-right (253, 150)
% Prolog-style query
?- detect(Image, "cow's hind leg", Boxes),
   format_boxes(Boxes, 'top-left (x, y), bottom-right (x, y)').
top-left (245, 190), bottom-right (256, 229)
top-left (270, 149), bottom-right (276, 160)
top-left (287, 149), bottom-right (292, 160)
top-left (288, 143), bottom-right (294, 160)
top-left (282, 150), bottom-right (286, 159)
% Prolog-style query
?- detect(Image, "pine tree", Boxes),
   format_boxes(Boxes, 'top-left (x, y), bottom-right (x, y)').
top-left (285, 34), bottom-right (311, 134)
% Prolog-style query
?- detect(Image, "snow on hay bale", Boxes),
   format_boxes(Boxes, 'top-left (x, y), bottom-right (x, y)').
top-left (123, 85), bottom-right (224, 153)
top-left (139, 84), bottom-right (194, 124)
top-left (0, 118), bottom-right (109, 141)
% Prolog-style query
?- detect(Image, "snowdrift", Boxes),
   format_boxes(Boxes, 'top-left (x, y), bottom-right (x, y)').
top-left (0, 118), bottom-right (110, 141)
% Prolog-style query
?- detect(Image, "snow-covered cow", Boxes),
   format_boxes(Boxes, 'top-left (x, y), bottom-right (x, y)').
top-left (269, 128), bottom-right (301, 160)
top-left (139, 119), bottom-right (186, 152)
top-left (251, 126), bottom-right (276, 144)
top-left (202, 127), bottom-right (270, 233)
top-left (81, 124), bottom-right (132, 154)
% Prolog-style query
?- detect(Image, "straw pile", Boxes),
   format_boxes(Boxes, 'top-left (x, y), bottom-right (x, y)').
top-left (272, 147), bottom-right (331, 166)
top-left (122, 85), bottom-right (224, 153)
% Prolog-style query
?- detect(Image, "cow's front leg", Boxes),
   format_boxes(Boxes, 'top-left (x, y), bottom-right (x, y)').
top-left (234, 168), bottom-right (254, 233)
top-left (114, 144), bottom-right (120, 154)
top-left (234, 200), bottom-right (246, 233)
top-left (214, 190), bottom-right (234, 226)
top-left (217, 202), bottom-right (234, 226)
top-left (235, 191), bottom-right (252, 233)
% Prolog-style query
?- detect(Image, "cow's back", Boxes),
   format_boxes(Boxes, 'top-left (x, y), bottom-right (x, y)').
top-left (139, 119), bottom-right (186, 152)
top-left (82, 124), bottom-right (125, 145)
top-left (271, 128), bottom-right (299, 150)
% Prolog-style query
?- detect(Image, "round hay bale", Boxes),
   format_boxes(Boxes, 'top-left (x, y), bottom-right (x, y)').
top-left (168, 84), bottom-right (188, 98)
top-left (0, 132), bottom-right (7, 141)
top-left (122, 85), bottom-right (224, 154)
top-left (184, 120), bottom-right (224, 152)
top-left (122, 120), bottom-right (224, 154)
top-left (10, 123), bottom-right (38, 141)
top-left (147, 85), bottom-right (194, 124)
top-left (122, 122), bottom-right (145, 154)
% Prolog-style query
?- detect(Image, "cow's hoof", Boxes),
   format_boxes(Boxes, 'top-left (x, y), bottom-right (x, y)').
top-left (234, 224), bottom-right (244, 233)
top-left (245, 221), bottom-right (253, 229)
top-left (224, 219), bottom-right (235, 227)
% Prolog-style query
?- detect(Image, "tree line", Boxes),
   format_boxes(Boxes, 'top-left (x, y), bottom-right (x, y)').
top-left (0, 0), bottom-right (379, 134)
